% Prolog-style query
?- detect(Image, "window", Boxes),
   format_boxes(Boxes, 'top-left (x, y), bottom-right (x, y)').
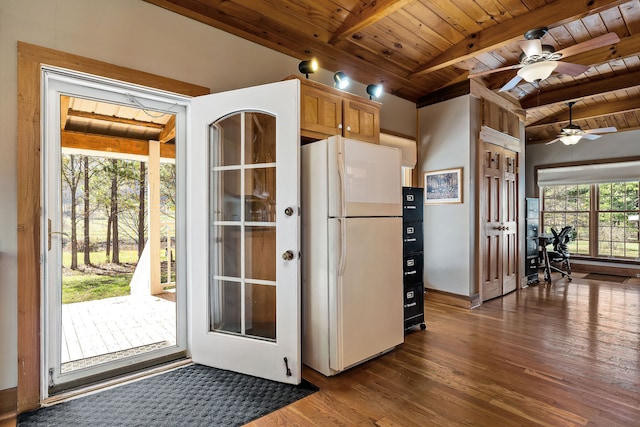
top-left (541, 185), bottom-right (590, 255)
top-left (541, 181), bottom-right (640, 260)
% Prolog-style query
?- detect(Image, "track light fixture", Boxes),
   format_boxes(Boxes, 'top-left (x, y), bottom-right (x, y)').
top-left (298, 59), bottom-right (318, 79)
top-left (366, 84), bottom-right (383, 100)
top-left (333, 71), bottom-right (350, 90)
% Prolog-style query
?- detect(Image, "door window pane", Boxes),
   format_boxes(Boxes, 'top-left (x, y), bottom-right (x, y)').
top-left (209, 111), bottom-right (278, 339)
top-left (245, 113), bottom-right (276, 164)
top-left (210, 280), bottom-right (241, 334)
top-left (245, 283), bottom-right (276, 340)
top-left (245, 226), bottom-right (276, 282)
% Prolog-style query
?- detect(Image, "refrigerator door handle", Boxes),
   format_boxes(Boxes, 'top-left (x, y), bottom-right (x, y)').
top-left (336, 138), bottom-right (346, 218)
top-left (338, 218), bottom-right (347, 275)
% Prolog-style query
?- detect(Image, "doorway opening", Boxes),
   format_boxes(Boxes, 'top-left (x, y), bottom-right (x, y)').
top-left (43, 68), bottom-right (189, 396)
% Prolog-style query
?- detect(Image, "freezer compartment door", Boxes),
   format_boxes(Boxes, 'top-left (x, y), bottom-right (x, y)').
top-left (328, 136), bottom-right (402, 218)
top-left (328, 217), bottom-right (404, 372)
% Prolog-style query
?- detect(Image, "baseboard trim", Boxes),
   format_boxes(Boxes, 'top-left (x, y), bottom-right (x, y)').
top-left (571, 260), bottom-right (640, 277)
top-left (0, 387), bottom-right (17, 422)
top-left (425, 289), bottom-right (473, 308)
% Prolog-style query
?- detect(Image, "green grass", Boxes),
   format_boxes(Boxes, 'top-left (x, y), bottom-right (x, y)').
top-left (62, 273), bottom-right (133, 304)
top-left (62, 249), bottom-right (140, 267)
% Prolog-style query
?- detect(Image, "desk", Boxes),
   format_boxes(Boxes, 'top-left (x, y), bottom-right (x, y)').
top-left (536, 234), bottom-right (554, 283)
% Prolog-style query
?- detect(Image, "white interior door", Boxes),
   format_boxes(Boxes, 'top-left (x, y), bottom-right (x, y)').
top-left (188, 79), bottom-right (301, 384)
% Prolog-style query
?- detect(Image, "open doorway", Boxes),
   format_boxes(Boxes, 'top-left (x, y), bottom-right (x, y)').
top-left (42, 69), bottom-right (188, 395)
top-left (58, 95), bottom-right (177, 374)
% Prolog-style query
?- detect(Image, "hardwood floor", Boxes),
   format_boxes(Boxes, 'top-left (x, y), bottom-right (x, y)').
top-left (250, 273), bottom-right (640, 426)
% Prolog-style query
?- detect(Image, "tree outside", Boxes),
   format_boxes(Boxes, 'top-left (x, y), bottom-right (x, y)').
top-left (61, 153), bottom-right (176, 303)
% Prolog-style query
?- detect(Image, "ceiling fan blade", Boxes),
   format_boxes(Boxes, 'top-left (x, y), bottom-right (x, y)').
top-left (546, 138), bottom-right (560, 145)
top-left (554, 61), bottom-right (590, 77)
top-left (519, 39), bottom-right (542, 57)
top-left (468, 64), bottom-right (523, 78)
top-left (555, 32), bottom-right (621, 59)
top-left (581, 134), bottom-right (601, 140)
top-left (499, 74), bottom-right (524, 92)
top-left (584, 127), bottom-right (617, 134)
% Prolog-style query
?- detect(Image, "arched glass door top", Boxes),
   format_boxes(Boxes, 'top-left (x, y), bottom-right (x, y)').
top-left (210, 112), bottom-right (277, 341)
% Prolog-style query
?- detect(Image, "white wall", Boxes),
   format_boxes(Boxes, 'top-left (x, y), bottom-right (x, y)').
top-left (0, 0), bottom-right (416, 391)
top-left (417, 95), bottom-right (476, 297)
top-left (525, 129), bottom-right (640, 196)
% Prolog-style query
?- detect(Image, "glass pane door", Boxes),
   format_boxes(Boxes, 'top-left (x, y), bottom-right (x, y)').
top-left (210, 112), bottom-right (277, 340)
top-left (188, 79), bottom-right (300, 384)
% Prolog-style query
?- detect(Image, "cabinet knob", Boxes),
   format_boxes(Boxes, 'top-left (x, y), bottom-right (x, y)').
top-left (347, 126), bottom-right (351, 131)
top-left (338, 123), bottom-right (343, 129)
top-left (282, 250), bottom-right (295, 261)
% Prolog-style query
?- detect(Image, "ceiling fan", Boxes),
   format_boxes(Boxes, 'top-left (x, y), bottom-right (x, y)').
top-left (546, 101), bottom-right (617, 145)
top-left (468, 27), bottom-right (620, 92)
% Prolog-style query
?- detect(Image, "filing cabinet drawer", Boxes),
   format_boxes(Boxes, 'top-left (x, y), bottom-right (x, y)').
top-left (402, 222), bottom-right (423, 253)
top-left (526, 255), bottom-right (539, 275)
top-left (404, 282), bottom-right (424, 321)
top-left (403, 253), bottom-right (423, 285)
top-left (526, 238), bottom-right (539, 257)
top-left (402, 187), bottom-right (423, 222)
top-left (526, 220), bottom-right (538, 238)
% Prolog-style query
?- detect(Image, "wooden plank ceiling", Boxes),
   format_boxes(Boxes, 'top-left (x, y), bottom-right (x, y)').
top-left (144, 0), bottom-right (640, 144)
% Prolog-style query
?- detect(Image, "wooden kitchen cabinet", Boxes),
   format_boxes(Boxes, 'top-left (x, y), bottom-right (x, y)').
top-left (290, 75), bottom-right (381, 144)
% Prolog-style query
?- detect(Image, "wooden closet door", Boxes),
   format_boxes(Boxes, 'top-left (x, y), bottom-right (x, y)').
top-left (480, 142), bottom-right (518, 301)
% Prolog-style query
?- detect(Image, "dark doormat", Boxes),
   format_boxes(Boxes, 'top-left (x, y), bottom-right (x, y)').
top-left (18, 364), bottom-right (318, 427)
top-left (583, 273), bottom-right (629, 283)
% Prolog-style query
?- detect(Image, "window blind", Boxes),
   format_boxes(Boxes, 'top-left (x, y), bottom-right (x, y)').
top-left (537, 161), bottom-right (640, 186)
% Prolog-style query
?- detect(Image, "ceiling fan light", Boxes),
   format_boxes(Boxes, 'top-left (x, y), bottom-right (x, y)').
top-left (517, 60), bottom-right (558, 83)
top-left (560, 135), bottom-right (582, 145)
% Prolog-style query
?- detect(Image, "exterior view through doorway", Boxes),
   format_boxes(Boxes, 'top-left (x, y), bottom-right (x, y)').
top-left (43, 68), bottom-right (188, 395)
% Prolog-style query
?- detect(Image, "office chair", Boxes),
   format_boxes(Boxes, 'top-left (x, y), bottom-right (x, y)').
top-left (546, 226), bottom-right (573, 281)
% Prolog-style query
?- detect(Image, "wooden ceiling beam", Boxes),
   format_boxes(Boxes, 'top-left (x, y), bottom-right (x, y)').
top-left (409, 0), bottom-right (629, 78)
top-left (144, 0), bottom-right (426, 101)
top-left (68, 109), bottom-right (166, 129)
top-left (328, 0), bottom-right (413, 45)
top-left (528, 97), bottom-right (640, 128)
top-left (61, 130), bottom-right (175, 159)
top-left (158, 115), bottom-right (176, 143)
top-left (521, 70), bottom-right (640, 110)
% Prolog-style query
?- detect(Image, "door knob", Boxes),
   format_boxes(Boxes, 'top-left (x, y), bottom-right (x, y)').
top-left (284, 207), bottom-right (294, 217)
top-left (282, 250), bottom-right (295, 261)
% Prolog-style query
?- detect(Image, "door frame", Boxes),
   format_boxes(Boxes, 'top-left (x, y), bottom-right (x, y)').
top-left (17, 42), bottom-right (209, 412)
top-left (41, 66), bottom-right (193, 396)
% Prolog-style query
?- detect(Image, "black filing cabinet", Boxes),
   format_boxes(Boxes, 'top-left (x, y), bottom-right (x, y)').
top-left (402, 187), bottom-right (426, 330)
top-left (525, 198), bottom-right (540, 285)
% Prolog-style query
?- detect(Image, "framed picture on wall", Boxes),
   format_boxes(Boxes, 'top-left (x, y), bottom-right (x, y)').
top-left (423, 167), bottom-right (462, 204)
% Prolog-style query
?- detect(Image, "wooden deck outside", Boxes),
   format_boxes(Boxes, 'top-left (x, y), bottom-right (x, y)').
top-left (61, 293), bottom-right (176, 372)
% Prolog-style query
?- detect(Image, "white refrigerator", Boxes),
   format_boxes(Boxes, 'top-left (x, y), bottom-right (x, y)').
top-left (301, 135), bottom-right (404, 376)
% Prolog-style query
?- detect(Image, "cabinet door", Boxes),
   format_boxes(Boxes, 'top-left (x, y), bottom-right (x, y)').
top-left (300, 84), bottom-right (343, 138)
top-left (343, 99), bottom-right (380, 144)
